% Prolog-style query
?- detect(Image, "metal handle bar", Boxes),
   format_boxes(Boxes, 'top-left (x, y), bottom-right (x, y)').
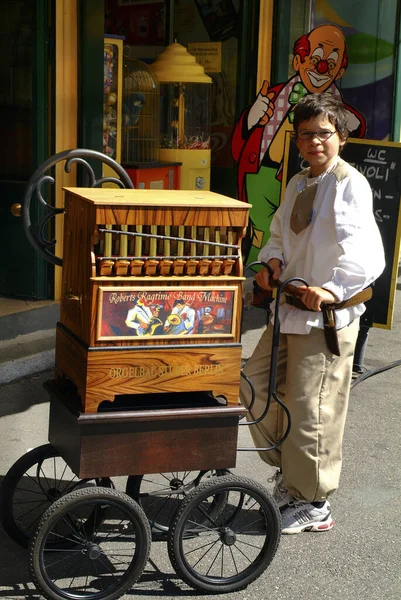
top-left (238, 261), bottom-right (309, 452)
top-left (98, 227), bottom-right (239, 250)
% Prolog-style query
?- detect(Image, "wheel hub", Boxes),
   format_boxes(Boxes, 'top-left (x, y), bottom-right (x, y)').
top-left (46, 487), bottom-right (62, 502)
top-left (221, 528), bottom-right (236, 546)
top-left (86, 543), bottom-right (102, 560)
top-left (170, 477), bottom-right (184, 491)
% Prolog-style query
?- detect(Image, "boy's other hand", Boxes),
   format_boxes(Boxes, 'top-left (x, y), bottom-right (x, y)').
top-left (255, 259), bottom-right (281, 291)
top-left (297, 286), bottom-right (336, 311)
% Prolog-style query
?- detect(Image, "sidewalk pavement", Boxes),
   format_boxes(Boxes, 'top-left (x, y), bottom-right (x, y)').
top-left (0, 303), bottom-right (59, 385)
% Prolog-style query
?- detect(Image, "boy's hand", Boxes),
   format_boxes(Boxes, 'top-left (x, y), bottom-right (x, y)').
top-left (255, 258), bottom-right (281, 291)
top-left (297, 286), bottom-right (336, 311)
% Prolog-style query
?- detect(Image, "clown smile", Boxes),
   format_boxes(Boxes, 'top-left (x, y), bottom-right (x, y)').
top-left (307, 70), bottom-right (331, 88)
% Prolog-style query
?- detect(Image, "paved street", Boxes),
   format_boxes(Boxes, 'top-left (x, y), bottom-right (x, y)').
top-left (0, 293), bottom-right (400, 599)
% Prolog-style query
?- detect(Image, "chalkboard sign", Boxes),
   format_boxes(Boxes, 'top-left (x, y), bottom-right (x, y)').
top-left (281, 134), bottom-right (401, 329)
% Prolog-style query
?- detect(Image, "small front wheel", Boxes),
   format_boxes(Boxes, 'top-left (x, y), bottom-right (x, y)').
top-left (29, 487), bottom-right (151, 600)
top-left (168, 474), bottom-right (281, 594)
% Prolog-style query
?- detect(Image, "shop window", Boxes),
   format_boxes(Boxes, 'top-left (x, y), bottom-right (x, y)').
top-left (0, 0), bottom-right (34, 179)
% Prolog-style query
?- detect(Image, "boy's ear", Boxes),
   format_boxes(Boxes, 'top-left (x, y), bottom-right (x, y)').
top-left (293, 54), bottom-right (301, 72)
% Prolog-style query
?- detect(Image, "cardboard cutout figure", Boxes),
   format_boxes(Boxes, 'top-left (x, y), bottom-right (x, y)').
top-left (232, 24), bottom-right (366, 265)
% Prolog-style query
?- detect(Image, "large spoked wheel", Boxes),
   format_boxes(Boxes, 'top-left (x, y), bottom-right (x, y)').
top-left (126, 469), bottom-right (229, 537)
top-left (167, 474), bottom-right (281, 594)
top-left (0, 444), bottom-right (112, 548)
top-left (29, 487), bottom-right (151, 600)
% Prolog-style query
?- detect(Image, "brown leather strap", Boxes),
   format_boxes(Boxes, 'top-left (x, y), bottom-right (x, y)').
top-left (284, 295), bottom-right (341, 354)
top-left (322, 308), bottom-right (340, 356)
top-left (325, 286), bottom-right (372, 310)
top-left (285, 295), bottom-right (311, 310)
top-left (285, 286), bottom-right (372, 312)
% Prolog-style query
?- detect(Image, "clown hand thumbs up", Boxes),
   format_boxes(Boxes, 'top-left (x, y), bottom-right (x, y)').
top-left (247, 80), bottom-right (275, 129)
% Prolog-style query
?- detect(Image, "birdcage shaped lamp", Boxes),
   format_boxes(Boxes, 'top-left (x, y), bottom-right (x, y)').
top-left (151, 42), bottom-right (212, 190)
top-left (122, 58), bottom-right (160, 164)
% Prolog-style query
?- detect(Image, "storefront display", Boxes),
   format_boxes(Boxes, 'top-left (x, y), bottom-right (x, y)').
top-left (122, 56), bottom-right (181, 189)
top-left (103, 35), bottom-right (125, 187)
top-left (151, 42), bottom-right (212, 190)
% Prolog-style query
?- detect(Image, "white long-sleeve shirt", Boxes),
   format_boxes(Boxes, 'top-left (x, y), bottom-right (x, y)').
top-left (259, 158), bottom-right (385, 334)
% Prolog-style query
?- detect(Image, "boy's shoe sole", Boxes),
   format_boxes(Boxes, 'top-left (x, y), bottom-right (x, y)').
top-left (282, 517), bottom-right (335, 535)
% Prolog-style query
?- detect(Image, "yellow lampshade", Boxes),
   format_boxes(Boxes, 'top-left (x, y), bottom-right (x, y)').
top-left (152, 42), bottom-right (212, 84)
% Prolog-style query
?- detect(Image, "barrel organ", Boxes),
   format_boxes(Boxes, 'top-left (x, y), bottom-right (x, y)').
top-left (56, 188), bottom-right (250, 413)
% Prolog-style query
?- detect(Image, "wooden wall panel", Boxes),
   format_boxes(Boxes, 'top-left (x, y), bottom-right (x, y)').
top-left (54, 0), bottom-right (78, 300)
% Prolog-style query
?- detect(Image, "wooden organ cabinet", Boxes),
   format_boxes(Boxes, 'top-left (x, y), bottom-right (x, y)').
top-left (49, 188), bottom-right (250, 477)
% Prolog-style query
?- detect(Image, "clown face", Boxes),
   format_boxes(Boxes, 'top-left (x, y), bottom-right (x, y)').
top-left (293, 25), bottom-right (346, 93)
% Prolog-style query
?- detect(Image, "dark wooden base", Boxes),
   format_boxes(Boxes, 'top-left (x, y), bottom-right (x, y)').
top-left (46, 380), bottom-right (246, 479)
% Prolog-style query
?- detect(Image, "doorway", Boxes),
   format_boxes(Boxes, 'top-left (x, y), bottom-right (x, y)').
top-left (0, 0), bottom-right (52, 299)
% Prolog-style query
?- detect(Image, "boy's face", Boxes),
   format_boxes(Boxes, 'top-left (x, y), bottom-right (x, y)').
top-left (295, 116), bottom-right (345, 177)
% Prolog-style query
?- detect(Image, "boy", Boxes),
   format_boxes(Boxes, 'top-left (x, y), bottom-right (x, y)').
top-left (240, 94), bottom-right (385, 534)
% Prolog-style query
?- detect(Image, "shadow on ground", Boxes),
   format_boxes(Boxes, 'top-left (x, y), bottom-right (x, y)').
top-left (0, 371), bottom-right (52, 418)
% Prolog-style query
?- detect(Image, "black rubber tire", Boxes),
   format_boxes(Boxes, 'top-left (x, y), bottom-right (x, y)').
top-left (167, 474), bottom-right (281, 594)
top-left (0, 444), bottom-right (112, 548)
top-left (29, 487), bottom-right (151, 600)
top-left (126, 469), bottom-right (229, 535)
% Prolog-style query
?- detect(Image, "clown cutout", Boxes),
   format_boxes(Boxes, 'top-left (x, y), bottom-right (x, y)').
top-left (231, 24), bottom-right (366, 265)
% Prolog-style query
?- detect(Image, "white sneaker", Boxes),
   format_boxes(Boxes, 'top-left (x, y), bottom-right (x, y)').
top-left (269, 471), bottom-right (294, 509)
top-left (281, 500), bottom-right (334, 534)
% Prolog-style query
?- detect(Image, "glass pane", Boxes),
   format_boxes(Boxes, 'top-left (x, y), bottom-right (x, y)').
top-left (104, 42), bottom-right (120, 160)
top-left (160, 82), bottom-right (210, 150)
top-left (122, 58), bottom-right (160, 164)
top-left (173, 0), bottom-right (240, 194)
top-left (287, 1), bottom-right (310, 78)
top-left (313, 0), bottom-right (397, 140)
top-left (0, 0), bottom-right (33, 179)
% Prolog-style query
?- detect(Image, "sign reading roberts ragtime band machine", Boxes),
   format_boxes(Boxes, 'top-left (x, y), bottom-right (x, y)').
top-left (97, 286), bottom-right (238, 342)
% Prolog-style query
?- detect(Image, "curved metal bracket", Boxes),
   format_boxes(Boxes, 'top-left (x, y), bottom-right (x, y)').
top-left (22, 148), bottom-right (134, 266)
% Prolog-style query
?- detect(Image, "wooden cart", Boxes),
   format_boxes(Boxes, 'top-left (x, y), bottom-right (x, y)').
top-left (51, 187), bottom-right (249, 477)
top-left (1, 151), bottom-right (281, 600)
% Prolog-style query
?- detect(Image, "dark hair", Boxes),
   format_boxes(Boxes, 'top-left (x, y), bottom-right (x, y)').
top-left (293, 94), bottom-right (349, 142)
top-left (173, 299), bottom-right (185, 307)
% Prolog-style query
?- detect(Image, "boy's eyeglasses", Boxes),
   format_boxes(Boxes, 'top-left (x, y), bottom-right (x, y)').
top-left (296, 130), bottom-right (337, 141)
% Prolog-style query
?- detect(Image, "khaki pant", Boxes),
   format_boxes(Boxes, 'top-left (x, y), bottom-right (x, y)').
top-left (240, 318), bottom-right (359, 502)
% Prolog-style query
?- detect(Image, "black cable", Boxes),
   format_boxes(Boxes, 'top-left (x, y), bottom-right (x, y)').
top-left (237, 266), bottom-right (309, 452)
top-left (237, 370), bottom-right (292, 452)
top-left (351, 359), bottom-right (401, 389)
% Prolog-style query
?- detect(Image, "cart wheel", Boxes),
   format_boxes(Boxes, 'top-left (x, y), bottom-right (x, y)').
top-left (126, 469), bottom-right (229, 536)
top-left (29, 487), bottom-right (151, 600)
top-left (167, 474), bottom-right (281, 594)
top-left (0, 443), bottom-right (112, 548)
